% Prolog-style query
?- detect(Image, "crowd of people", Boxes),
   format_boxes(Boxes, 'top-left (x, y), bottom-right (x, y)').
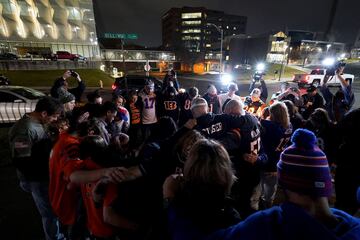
top-left (8, 68), bottom-right (360, 240)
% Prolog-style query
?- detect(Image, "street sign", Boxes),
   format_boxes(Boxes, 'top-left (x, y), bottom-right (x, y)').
top-left (104, 33), bottom-right (138, 40)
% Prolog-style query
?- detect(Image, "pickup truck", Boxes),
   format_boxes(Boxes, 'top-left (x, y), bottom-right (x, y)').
top-left (292, 69), bottom-right (354, 87)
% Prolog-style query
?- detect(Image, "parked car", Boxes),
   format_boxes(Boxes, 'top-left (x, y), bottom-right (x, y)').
top-left (0, 86), bottom-right (45, 123)
top-left (293, 68), bottom-right (355, 87)
top-left (76, 54), bottom-right (87, 61)
top-left (0, 75), bottom-right (10, 85)
top-left (112, 75), bottom-right (162, 96)
top-left (55, 51), bottom-right (79, 61)
top-left (0, 52), bottom-right (19, 60)
top-left (42, 52), bottom-right (57, 61)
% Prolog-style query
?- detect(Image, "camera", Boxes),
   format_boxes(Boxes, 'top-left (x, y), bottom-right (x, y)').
top-left (253, 71), bottom-right (265, 81)
top-left (325, 61), bottom-right (346, 76)
top-left (70, 70), bottom-right (78, 78)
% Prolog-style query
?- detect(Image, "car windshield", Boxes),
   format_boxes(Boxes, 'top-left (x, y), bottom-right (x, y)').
top-left (10, 87), bottom-right (45, 100)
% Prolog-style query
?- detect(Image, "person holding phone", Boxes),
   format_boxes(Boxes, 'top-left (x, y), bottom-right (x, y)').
top-left (50, 70), bottom-right (86, 102)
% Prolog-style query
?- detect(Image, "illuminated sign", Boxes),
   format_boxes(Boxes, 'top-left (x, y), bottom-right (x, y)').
top-left (104, 33), bottom-right (138, 39)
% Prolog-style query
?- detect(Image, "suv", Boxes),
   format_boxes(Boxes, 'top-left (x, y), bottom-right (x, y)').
top-left (112, 75), bottom-right (162, 96)
top-left (55, 51), bottom-right (79, 61)
top-left (0, 52), bottom-right (18, 60)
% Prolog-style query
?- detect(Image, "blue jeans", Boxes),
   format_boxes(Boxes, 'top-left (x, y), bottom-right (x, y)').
top-left (20, 181), bottom-right (62, 240)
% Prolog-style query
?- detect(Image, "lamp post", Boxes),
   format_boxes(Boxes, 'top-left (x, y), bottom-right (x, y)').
top-left (207, 23), bottom-right (224, 78)
top-left (278, 45), bottom-right (288, 81)
top-left (326, 44), bottom-right (331, 53)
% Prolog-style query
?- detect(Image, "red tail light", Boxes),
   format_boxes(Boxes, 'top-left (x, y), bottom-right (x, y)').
top-left (111, 84), bottom-right (116, 90)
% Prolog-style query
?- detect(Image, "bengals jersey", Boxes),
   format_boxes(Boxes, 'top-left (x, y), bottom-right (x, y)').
top-left (244, 97), bottom-right (266, 117)
top-left (178, 93), bottom-right (195, 126)
top-left (203, 93), bottom-right (221, 114)
top-left (162, 96), bottom-right (180, 123)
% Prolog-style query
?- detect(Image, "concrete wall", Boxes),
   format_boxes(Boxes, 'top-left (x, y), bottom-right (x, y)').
top-left (0, 60), bottom-right (101, 71)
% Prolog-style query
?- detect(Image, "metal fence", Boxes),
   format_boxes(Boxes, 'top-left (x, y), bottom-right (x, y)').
top-left (0, 60), bottom-right (101, 71)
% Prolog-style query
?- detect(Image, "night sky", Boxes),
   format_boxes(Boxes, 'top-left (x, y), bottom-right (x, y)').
top-left (93, 0), bottom-right (360, 47)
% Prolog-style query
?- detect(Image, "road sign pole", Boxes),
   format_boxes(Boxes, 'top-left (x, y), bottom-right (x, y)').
top-left (144, 60), bottom-right (151, 76)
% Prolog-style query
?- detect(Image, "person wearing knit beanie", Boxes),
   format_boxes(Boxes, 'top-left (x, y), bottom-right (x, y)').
top-left (59, 92), bottom-right (76, 113)
top-left (171, 128), bottom-right (360, 240)
top-left (277, 128), bottom-right (333, 198)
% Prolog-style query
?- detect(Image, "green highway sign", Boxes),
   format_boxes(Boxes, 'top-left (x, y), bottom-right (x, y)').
top-left (104, 33), bottom-right (138, 40)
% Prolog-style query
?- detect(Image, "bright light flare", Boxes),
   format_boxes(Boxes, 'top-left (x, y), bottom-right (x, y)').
top-left (220, 73), bottom-right (233, 85)
top-left (256, 63), bottom-right (265, 72)
top-left (322, 58), bottom-right (335, 66)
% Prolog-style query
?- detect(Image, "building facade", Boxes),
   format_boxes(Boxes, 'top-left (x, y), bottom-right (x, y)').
top-left (101, 49), bottom-right (178, 74)
top-left (228, 31), bottom-right (290, 65)
top-left (0, 0), bottom-right (99, 58)
top-left (298, 40), bottom-right (346, 65)
top-left (162, 6), bottom-right (247, 71)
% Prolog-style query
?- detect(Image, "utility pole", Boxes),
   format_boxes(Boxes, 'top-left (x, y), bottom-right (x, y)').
top-left (207, 23), bottom-right (224, 79)
top-left (220, 28), bottom-right (223, 76)
top-left (324, 0), bottom-right (339, 41)
top-left (278, 46), bottom-right (288, 81)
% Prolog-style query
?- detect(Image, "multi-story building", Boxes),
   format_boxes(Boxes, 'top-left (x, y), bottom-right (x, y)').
top-left (228, 31), bottom-right (291, 65)
top-left (162, 6), bottom-right (246, 71)
top-left (0, 0), bottom-right (99, 58)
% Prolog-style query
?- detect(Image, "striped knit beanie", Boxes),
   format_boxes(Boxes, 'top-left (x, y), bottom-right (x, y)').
top-left (277, 128), bottom-right (332, 198)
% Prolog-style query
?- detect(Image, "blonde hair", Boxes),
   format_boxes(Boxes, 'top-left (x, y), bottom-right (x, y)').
top-left (269, 101), bottom-right (290, 129)
top-left (184, 139), bottom-right (235, 194)
top-left (224, 99), bottom-right (245, 116)
top-left (191, 97), bottom-right (208, 118)
top-left (173, 130), bottom-right (205, 164)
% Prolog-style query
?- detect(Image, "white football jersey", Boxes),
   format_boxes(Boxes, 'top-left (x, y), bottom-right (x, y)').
top-left (139, 92), bottom-right (157, 124)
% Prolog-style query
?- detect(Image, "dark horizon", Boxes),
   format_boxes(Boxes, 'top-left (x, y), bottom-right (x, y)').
top-left (93, 0), bottom-right (360, 48)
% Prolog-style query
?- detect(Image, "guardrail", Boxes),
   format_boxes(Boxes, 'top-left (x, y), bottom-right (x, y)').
top-left (0, 60), bottom-right (102, 71)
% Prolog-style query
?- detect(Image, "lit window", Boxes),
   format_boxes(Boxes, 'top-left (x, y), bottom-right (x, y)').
top-left (233, 27), bottom-right (237, 30)
top-left (182, 20), bottom-right (202, 26)
top-left (181, 13), bottom-right (202, 19)
top-left (226, 26), bottom-right (229, 29)
top-left (182, 35), bottom-right (201, 40)
top-left (206, 44), bottom-right (211, 47)
top-left (182, 29), bottom-right (201, 33)
top-left (226, 56), bottom-right (229, 60)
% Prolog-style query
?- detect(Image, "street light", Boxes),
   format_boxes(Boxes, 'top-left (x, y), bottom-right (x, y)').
top-left (278, 45), bottom-right (288, 81)
top-left (207, 23), bottom-right (224, 77)
top-left (326, 44), bottom-right (331, 53)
